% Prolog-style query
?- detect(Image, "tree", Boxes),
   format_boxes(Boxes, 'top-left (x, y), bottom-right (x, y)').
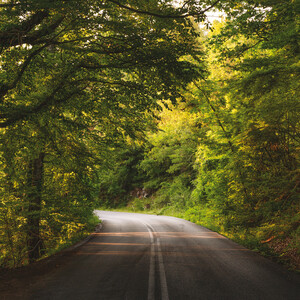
top-left (139, 102), bottom-right (200, 208)
top-left (0, 0), bottom-right (203, 265)
top-left (189, 0), bottom-right (299, 244)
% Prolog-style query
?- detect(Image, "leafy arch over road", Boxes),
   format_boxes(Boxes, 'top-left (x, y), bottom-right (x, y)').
top-left (0, 0), bottom-right (299, 268)
top-left (0, 0), bottom-right (203, 128)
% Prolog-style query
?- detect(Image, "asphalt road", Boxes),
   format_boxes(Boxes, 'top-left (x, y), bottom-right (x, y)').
top-left (3, 211), bottom-right (300, 300)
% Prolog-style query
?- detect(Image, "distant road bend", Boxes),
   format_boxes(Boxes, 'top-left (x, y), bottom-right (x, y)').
top-left (3, 211), bottom-right (300, 299)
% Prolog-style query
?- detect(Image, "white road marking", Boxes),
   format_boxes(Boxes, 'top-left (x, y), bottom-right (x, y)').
top-left (143, 221), bottom-right (169, 300)
top-left (147, 227), bottom-right (155, 300)
top-left (157, 235), bottom-right (169, 300)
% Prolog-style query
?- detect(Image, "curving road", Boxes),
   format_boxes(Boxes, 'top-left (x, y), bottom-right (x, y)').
top-left (3, 211), bottom-right (300, 299)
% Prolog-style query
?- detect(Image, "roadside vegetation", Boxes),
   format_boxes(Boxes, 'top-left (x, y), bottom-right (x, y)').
top-left (1, 0), bottom-right (299, 271)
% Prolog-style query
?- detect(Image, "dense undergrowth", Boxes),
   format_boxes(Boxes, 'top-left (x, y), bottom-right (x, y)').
top-left (0, 207), bottom-right (99, 268)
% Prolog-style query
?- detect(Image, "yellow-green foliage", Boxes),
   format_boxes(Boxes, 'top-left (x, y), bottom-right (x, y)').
top-left (0, 195), bottom-right (27, 268)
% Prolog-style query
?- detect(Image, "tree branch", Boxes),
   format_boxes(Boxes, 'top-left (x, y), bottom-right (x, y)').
top-left (0, 43), bottom-right (49, 99)
top-left (0, 15), bottom-right (64, 48)
top-left (0, 10), bottom-right (49, 47)
top-left (107, 0), bottom-right (221, 19)
top-left (0, 82), bottom-right (87, 128)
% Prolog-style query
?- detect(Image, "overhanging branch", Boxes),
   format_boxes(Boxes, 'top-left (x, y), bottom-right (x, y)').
top-left (107, 0), bottom-right (221, 19)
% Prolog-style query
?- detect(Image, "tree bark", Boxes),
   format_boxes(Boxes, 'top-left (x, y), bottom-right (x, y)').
top-left (26, 152), bottom-right (45, 263)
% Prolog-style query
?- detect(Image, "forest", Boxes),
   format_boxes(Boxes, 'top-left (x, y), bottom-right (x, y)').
top-left (0, 0), bottom-right (299, 270)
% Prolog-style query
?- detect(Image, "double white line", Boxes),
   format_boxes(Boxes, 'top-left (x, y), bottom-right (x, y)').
top-left (143, 222), bottom-right (169, 300)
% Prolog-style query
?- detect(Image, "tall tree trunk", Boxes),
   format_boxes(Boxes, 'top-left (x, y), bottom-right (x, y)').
top-left (26, 152), bottom-right (45, 263)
